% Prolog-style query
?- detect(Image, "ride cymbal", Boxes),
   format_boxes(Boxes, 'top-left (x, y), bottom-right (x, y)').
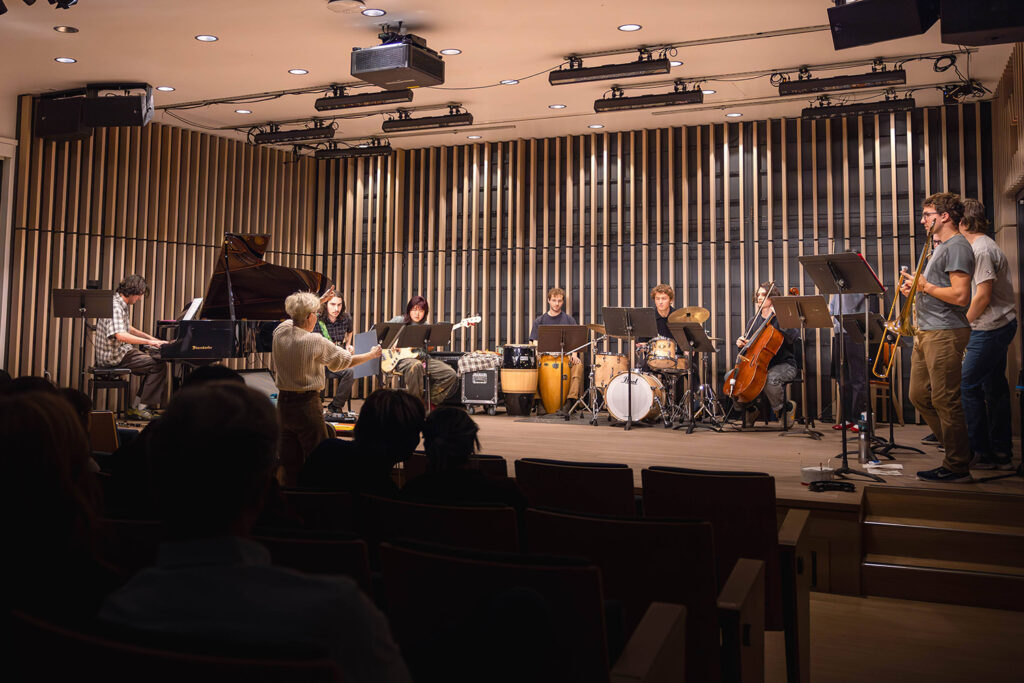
top-left (668, 306), bottom-right (711, 324)
top-left (586, 322), bottom-right (606, 335)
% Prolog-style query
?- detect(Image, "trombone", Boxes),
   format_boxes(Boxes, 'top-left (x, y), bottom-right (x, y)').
top-left (871, 229), bottom-right (935, 379)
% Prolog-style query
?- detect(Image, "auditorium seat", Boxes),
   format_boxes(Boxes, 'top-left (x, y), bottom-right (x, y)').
top-left (279, 489), bottom-right (355, 532)
top-left (10, 610), bottom-right (340, 682)
top-left (251, 530), bottom-right (373, 597)
top-left (525, 507), bottom-right (764, 683)
top-left (513, 458), bottom-right (637, 516)
top-left (96, 517), bottom-right (163, 577)
top-left (642, 466), bottom-right (811, 683)
top-left (379, 540), bottom-right (686, 683)
top-left (401, 452), bottom-right (509, 486)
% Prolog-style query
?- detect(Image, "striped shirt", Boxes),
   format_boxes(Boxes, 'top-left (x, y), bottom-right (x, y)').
top-left (273, 319), bottom-right (353, 392)
top-left (94, 294), bottom-right (132, 367)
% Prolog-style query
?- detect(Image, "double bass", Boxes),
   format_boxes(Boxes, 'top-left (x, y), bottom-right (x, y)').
top-left (723, 284), bottom-right (788, 404)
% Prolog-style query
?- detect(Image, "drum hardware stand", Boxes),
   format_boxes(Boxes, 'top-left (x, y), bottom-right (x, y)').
top-left (668, 321), bottom-right (723, 433)
top-left (568, 333), bottom-right (606, 425)
top-left (773, 295), bottom-right (831, 440)
top-left (800, 252), bottom-right (886, 482)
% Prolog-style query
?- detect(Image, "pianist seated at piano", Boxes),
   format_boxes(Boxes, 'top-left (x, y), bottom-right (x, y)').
top-left (93, 274), bottom-right (168, 421)
top-left (388, 295), bottom-right (459, 408)
top-left (273, 291), bottom-right (381, 486)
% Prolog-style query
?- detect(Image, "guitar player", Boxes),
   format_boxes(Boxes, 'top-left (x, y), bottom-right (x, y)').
top-left (387, 295), bottom-right (459, 407)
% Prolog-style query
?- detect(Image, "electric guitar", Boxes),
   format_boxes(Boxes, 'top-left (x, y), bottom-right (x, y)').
top-left (380, 316), bottom-right (482, 374)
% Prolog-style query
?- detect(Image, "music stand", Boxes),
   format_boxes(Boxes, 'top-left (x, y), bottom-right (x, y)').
top-left (374, 322), bottom-right (405, 349)
top-left (536, 324), bottom-right (588, 420)
top-left (602, 307), bottom-right (659, 430)
top-left (52, 289), bottom-right (114, 392)
top-left (668, 321), bottom-right (719, 433)
top-left (799, 253), bottom-right (885, 483)
top-left (773, 295), bottom-right (831, 440)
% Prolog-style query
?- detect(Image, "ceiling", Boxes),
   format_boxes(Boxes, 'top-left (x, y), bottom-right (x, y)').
top-left (0, 0), bottom-right (1014, 150)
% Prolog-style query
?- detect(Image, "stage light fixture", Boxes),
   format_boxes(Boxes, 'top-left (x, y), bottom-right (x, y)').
top-left (549, 53), bottom-right (671, 86)
top-left (254, 123), bottom-right (335, 145)
top-left (801, 95), bottom-right (916, 120)
top-left (382, 107), bottom-right (473, 133)
top-left (778, 68), bottom-right (907, 96)
top-left (315, 86), bottom-right (414, 111)
top-left (315, 141), bottom-right (392, 159)
top-left (593, 83), bottom-right (703, 113)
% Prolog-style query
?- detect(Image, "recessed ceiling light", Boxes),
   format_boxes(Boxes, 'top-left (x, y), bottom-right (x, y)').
top-left (361, 8), bottom-right (386, 17)
top-left (54, 57), bottom-right (77, 64)
top-left (357, 144), bottom-right (369, 148)
top-left (53, 26), bottom-right (79, 34)
top-left (725, 112), bottom-right (742, 118)
top-left (156, 86), bottom-right (176, 92)
top-left (195, 35), bottom-right (218, 42)
top-left (618, 24), bottom-right (642, 32)
top-left (588, 124), bottom-right (604, 129)
top-left (702, 89), bottom-right (716, 95)
top-left (500, 79), bottom-right (519, 85)
top-left (670, 61), bottom-right (683, 67)
top-left (288, 68), bottom-right (309, 75)
top-left (235, 109), bottom-right (252, 114)
top-left (440, 49), bottom-right (462, 56)
top-left (549, 104), bottom-right (566, 109)
top-left (467, 135), bottom-right (482, 139)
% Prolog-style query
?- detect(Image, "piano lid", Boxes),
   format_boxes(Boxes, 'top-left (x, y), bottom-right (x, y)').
top-left (198, 233), bottom-right (333, 320)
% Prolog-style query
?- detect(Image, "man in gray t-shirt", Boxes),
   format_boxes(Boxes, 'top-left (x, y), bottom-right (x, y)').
top-left (907, 193), bottom-right (975, 483)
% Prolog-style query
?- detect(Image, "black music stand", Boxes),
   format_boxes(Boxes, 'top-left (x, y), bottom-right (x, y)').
top-left (602, 307), bottom-right (658, 430)
top-left (668, 321), bottom-right (719, 433)
top-left (773, 295), bottom-right (831, 440)
top-left (52, 288), bottom-right (114, 392)
top-left (374, 322), bottom-right (405, 349)
top-left (536, 324), bottom-right (588, 420)
top-left (799, 253), bottom-right (885, 483)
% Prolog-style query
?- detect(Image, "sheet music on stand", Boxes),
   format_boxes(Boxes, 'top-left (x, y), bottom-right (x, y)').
top-left (535, 325), bottom-right (588, 355)
top-left (351, 330), bottom-right (380, 379)
top-left (773, 295), bottom-right (832, 440)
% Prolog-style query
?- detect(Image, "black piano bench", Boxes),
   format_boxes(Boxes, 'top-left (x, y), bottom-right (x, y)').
top-left (88, 367), bottom-right (131, 418)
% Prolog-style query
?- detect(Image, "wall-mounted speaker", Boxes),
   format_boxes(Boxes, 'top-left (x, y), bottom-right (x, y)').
top-left (34, 96), bottom-right (93, 142)
top-left (940, 0), bottom-right (1024, 45)
top-left (83, 83), bottom-right (154, 127)
top-left (828, 0), bottom-right (940, 50)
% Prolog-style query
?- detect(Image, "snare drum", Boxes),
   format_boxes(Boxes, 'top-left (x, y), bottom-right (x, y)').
top-left (502, 344), bottom-right (537, 369)
top-left (646, 336), bottom-right (679, 370)
top-left (604, 371), bottom-right (665, 422)
top-left (538, 354), bottom-right (571, 414)
top-left (594, 352), bottom-right (628, 389)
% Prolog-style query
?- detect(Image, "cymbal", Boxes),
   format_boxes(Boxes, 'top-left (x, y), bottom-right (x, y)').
top-left (586, 322), bottom-right (606, 335)
top-left (668, 306), bottom-right (711, 324)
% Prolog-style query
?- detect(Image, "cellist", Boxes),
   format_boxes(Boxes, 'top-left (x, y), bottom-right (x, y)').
top-left (733, 282), bottom-right (800, 425)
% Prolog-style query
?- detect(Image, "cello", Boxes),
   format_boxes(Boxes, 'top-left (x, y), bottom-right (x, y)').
top-left (723, 283), bottom-right (785, 404)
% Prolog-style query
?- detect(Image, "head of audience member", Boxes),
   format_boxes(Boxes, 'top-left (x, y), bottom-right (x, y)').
top-left (0, 375), bottom-right (58, 396)
top-left (0, 368), bottom-right (11, 391)
top-left (921, 192), bottom-right (964, 233)
top-left (149, 383), bottom-right (279, 540)
top-left (60, 387), bottom-right (93, 432)
top-left (404, 295), bottom-right (429, 324)
top-left (116, 274), bottom-right (149, 305)
top-left (354, 388), bottom-right (425, 468)
top-left (181, 364), bottom-right (245, 389)
top-left (959, 198), bottom-right (991, 236)
top-left (323, 294), bottom-right (347, 323)
top-left (423, 407), bottom-right (480, 473)
top-left (285, 291), bottom-right (322, 330)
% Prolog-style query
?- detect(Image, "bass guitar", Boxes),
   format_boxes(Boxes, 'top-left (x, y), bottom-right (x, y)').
top-left (380, 316), bottom-right (481, 374)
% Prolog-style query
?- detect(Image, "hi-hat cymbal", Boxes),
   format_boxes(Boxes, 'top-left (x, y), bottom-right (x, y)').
top-left (668, 306), bottom-right (711, 324)
top-left (586, 322), bottom-right (606, 335)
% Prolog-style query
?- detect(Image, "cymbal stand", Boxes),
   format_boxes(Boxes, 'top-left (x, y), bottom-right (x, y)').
top-left (568, 334), bottom-right (605, 425)
top-left (679, 349), bottom-right (725, 432)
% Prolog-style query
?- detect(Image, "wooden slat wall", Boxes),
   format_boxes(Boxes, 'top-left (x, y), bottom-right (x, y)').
top-left (317, 103), bottom-right (993, 419)
top-left (7, 96), bottom-right (318, 399)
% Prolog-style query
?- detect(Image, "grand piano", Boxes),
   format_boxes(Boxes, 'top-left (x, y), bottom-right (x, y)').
top-left (159, 233), bottom-right (333, 362)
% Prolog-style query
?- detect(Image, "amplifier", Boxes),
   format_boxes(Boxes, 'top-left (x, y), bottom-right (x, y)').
top-left (462, 368), bottom-right (501, 414)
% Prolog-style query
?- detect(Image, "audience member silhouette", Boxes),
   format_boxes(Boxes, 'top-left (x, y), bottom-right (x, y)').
top-left (99, 382), bottom-right (411, 682)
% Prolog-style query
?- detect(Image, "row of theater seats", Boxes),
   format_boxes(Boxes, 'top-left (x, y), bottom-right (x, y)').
top-left (14, 458), bottom-right (811, 683)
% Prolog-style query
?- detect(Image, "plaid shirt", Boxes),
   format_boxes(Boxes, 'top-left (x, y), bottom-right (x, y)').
top-left (94, 294), bottom-right (132, 367)
top-left (317, 312), bottom-right (352, 345)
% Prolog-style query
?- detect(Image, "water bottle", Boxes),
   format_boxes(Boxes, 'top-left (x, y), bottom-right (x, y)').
top-left (857, 411), bottom-right (870, 463)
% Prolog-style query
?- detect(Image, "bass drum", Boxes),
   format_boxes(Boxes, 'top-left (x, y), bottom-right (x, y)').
top-left (604, 371), bottom-right (665, 423)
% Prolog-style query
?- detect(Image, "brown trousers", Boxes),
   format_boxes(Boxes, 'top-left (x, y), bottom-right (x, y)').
top-left (908, 328), bottom-right (972, 473)
top-left (277, 390), bottom-right (333, 486)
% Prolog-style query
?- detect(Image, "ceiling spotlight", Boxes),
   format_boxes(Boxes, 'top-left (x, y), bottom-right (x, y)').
top-left (594, 83), bottom-right (703, 112)
top-left (54, 57), bottom-right (77, 63)
top-left (195, 35), bottom-right (218, 42)
top-left (548, 104), bottom-right (566, 109)
top-left (156, 86), bottom-right (175, 92)
top-left (361, 8), bottom-right (386, 17)
top-left (315, 141), bottom-right (392, 159)
top-left (549, 53), bottom-right (671, 85)
top-left (440, 48), bottom-right (462, 55)
top-left (235, 109), bottom-right (252, 114)
top-left (288, 68), bottom-right (309, 75)
top-left (725, 112), bottom-right (742, 118)
top-left (588, 124), bottom-right (604, 129)
top-left (801, 96), bottom-right (915, 120)
top-left (670, 60), bottom-right (683, 67)
top-left (381, 107), bottom-right (473, 133)
top-left (778, 68), bottom-right (907, 96)
top-left (702, 89), bottom-right (716, 95)
top-left (254, 124), bottom-right (335, 145)
top-left (467, 135), bottom-right (481, 139)
top-left (618, 24), bottom-right (642, 32)
top-left (315, 86), bottom-right (414, 111)
top-left (500, 79), bottom-right (519, 85)
top-left (54, 26), bottom-right (79, 33)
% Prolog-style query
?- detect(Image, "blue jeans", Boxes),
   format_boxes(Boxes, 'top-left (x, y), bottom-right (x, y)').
top-left (961, 318), bottom-right (1018, 457)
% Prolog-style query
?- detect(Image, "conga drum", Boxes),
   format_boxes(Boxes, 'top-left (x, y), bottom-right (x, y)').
top-left (500, 345), bottom-right (539, 416)
top-left (538, 353), bottom-right (571, 414)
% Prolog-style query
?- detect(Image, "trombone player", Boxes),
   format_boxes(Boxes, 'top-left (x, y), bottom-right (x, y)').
top-left (903, 192), bottom-right (975, 483)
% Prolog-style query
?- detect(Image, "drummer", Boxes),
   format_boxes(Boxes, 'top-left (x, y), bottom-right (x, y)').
top-left (639, 284), bottom-right (677, 343)
top-left (529, 287), bottom-right (582, 410)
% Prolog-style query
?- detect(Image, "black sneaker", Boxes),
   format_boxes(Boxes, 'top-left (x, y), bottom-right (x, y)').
top-left (971, 454), bottom-right (1015, 471)
top-left (921, 433), bottom-right (938, 445)
top-left (916, 466), bottom-right (972, 483)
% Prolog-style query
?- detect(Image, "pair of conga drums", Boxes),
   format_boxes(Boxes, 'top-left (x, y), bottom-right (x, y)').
top-left (499, 345), bottom-right (572, 415)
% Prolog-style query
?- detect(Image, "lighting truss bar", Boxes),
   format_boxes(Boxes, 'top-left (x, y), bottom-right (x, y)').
top-left (549, 58), bottom-right (671, 85)
top-left (382, 111), bottom-right (473, 133)
top-left (801, 98), bottom-right (916, 120)
top-left (594, 89), bottom-right (703, 112)
top-left (568, 25), bottom-right (831, 60)
top-left (779, 69), bottom-right (907, 96)
top-left (253, 126), bottom-right (335, 145)
top-left (315, 144), bottom-right (393, 159)
top-left (314, 88), bottom-right (414, 111)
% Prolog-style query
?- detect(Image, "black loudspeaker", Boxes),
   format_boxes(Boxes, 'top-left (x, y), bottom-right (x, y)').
top-left (828, 0), bottom-right (939, 49)
top-left (34, 97), bottom-right (93, 141)
top-left (941, 0), bottom-right (1024, 45)
top-left (82, 92), bottom-right (154, 127)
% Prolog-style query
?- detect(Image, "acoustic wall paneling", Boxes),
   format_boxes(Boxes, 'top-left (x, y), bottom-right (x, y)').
top-left (317, 104), bottom-right (992, 419)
